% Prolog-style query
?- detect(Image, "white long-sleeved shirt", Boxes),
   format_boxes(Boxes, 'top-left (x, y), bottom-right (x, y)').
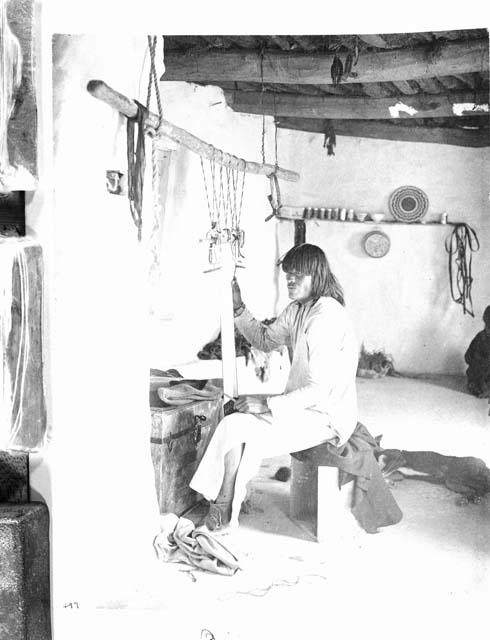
top-left (235, 296), bottom-right (359, 443)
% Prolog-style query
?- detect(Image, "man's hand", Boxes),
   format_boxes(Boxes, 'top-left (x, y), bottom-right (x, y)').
top-left (234, 395), bottom-right (269, 415)
top-left (232, 277), bottom-right (243, 311)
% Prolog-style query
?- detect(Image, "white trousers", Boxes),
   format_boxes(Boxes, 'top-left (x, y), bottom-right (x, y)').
top-left (189, 409), bottom-right (336, 525)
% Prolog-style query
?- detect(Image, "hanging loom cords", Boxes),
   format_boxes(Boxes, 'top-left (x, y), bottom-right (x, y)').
top-left (445, 223), bottom-right (480, 316)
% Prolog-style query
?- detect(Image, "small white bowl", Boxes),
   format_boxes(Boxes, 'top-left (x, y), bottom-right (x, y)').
top-left (370, 213), bottom-right (385, 223)
top-left (356, 212), bottom-right (368, 222)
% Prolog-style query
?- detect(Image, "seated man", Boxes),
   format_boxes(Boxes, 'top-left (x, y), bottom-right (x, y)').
top-left (189, 243), bottom-right (359, 531)
top-left (465, 305), bottom-right (490, 398)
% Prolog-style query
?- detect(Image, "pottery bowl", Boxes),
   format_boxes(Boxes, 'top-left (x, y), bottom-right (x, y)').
top-left (370, 213), bottom-right (385, 223)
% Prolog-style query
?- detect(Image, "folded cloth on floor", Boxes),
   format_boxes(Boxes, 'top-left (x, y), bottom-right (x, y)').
top-left (157, 381), bottom-right (222, 406)
top-left (153, 514), bottom-right (241, 576)
top-left (292, 422), bottom-right (403, 534)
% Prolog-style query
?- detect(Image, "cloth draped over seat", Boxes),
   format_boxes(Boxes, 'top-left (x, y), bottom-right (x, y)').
top-left (292, 422), bottom-right (403, 534)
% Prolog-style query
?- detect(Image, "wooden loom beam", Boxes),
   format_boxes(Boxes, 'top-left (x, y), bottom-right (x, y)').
top-left (86, 80), bottom-right (299, 182)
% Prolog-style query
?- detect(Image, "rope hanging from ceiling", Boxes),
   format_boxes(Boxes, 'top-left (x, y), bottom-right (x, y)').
top-left (258, 53), bottom-right (284, 224)
top-left (147, 36), bottom-right (166, 283)
top-left (146, 35), bottom-right (163, 129)
top-left (445, 223), bottom-right (480, 316)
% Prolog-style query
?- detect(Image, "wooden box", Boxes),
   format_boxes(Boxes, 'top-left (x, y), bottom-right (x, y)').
top-left (150, 397), bottom-right (222, 515)
top-left (0, 503), bottom-right (51, 640)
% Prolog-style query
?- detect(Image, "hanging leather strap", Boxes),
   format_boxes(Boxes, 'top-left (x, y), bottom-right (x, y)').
top-left (127, 100), bottom-right (147, 241)
top-left (445, 223), bottom-right (480, 316)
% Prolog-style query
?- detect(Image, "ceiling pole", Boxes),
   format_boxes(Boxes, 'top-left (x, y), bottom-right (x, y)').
top-left (160, 39), bottom-right (489, 85)
top-left (276, 116), bottom-right (490, 147)
top-left (225, 89), bottom-right (489, 119)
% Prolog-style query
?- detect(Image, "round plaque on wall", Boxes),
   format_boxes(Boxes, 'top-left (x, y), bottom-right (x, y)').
top-left (363, 231), bottom-right (391, 258)
top-left (389, 185), bottom-right (429, 222)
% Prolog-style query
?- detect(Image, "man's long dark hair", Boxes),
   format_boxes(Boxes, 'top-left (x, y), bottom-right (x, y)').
top-left (279, 243), bottom-right (345, 306)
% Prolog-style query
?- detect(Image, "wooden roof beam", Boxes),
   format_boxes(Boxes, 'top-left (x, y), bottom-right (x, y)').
top-left (276, 117), bottom-right (490, 147)
top-left (437, 75), bottom-right (468, 90)
top-left (357, 34), bottom-right (390, 48)
top-left (453, 73), bottom-right (479, 89)
top-left (415, 77), bottom-right (446, 93)
top-left (360, 83), bottom-right (395, 98)
top-left (292, 36), bottom-right (318, 52)
top-left (270, 35), bottom-right (293, 51)
top-left (161, 39), bottom-right (489, 85)
top-left (391, 80), bottom-right (420, 95)
top-left (225, 89), bottom-right (489, 119)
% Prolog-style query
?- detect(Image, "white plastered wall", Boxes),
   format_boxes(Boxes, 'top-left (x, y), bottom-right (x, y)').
top-left (276, 132), bottom-right (490, 373)
top-left (27, 30), bottom-right (162, 624)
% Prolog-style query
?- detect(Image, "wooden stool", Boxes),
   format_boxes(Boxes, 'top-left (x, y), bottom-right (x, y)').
top-left (290, 456), bottom-right (359, 543)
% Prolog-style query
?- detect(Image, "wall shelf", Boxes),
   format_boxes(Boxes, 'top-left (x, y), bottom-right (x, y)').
top-left (277, 216), bottom-right (459, 227)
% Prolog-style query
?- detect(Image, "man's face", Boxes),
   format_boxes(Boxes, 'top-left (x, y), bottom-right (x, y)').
top-left (285, 271), bottom-right (313, 303)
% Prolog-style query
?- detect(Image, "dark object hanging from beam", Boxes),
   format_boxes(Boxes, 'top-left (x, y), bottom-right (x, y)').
top-left (323, 122), bottom-right (336, 155)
